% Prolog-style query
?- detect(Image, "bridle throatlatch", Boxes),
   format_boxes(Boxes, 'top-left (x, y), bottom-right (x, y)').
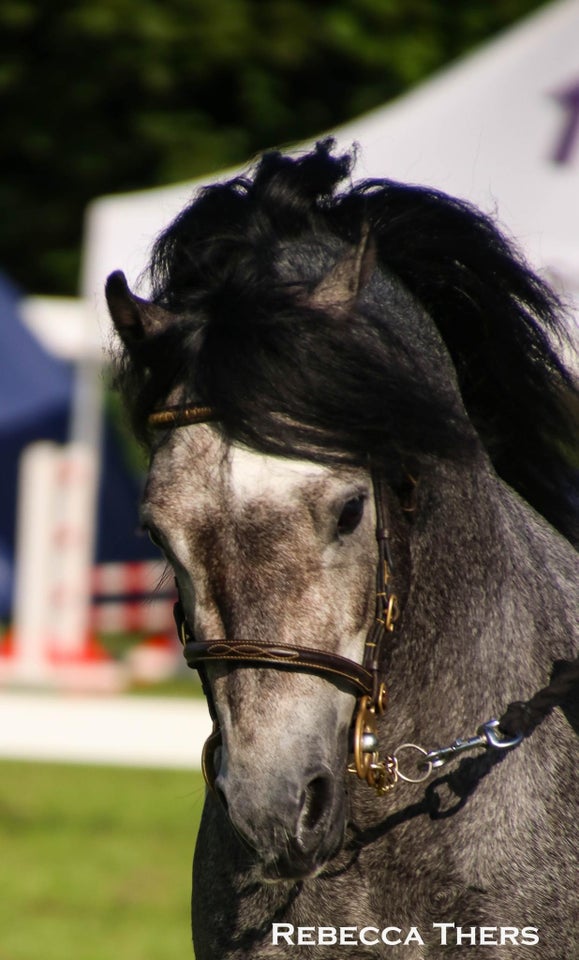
top-left (149, 404), bottom-right (400, 795)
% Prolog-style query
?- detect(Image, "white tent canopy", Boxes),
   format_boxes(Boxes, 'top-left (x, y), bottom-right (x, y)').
top-left (83, 0), bottom-right (579, 338)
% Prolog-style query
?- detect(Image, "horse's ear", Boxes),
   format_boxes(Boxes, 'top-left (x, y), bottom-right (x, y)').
top-left (105, 271), bottom-right (176, 347)
top-left (308, 223), bottom-right (376, 312)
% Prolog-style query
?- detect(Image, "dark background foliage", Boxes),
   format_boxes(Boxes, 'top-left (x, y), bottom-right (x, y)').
top-left (0, 0), bottom-right (548, 295)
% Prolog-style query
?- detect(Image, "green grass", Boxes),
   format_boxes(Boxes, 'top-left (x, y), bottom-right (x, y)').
top-left (0, 761), bottom-right (206, 960)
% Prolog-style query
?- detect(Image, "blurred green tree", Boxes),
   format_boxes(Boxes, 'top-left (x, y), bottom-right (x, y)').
top-left (0, 0), bottom-right (548, 294)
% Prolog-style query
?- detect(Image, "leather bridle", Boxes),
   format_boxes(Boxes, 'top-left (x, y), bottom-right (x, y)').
top-left (146, 404), bottom-right (579, 792)
top-left (148, 404), bottom-right (400, 793)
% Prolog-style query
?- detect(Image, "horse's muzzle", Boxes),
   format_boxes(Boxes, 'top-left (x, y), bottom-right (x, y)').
top-left (214, 766), bottom-right (346, 880)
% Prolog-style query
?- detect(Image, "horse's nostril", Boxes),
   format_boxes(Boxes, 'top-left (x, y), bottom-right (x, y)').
top-left (299, 775), bottom-right (331, 833)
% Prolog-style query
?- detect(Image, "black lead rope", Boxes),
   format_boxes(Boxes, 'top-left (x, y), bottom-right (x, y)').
top-left (498, 657), bottom-right (579, 739)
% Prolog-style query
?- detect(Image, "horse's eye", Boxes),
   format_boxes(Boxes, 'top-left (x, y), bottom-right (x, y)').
top-left (146, 526), bottom-right (163, 548)
top-left (337, 496), bottom-right (365, 536)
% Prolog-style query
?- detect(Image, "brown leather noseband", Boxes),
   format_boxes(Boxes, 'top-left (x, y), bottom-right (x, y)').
top-left (148, 404), bottom-right (400, 792)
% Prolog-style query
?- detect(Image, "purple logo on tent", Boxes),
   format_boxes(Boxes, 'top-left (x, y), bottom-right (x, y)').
top-left (551, 79), bottom-right (579, 165)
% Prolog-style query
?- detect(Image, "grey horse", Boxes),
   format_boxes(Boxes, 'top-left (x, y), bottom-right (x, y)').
top-left (107, 142), bottom-right (578, 958)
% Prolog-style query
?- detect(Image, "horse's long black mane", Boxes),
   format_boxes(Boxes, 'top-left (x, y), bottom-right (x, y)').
top-left (116, 140), bottom-right (578, 542)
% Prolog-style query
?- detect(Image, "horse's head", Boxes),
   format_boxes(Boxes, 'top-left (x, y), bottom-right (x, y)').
top-left (141, 424), bottom-right (378, 879)
top-left (106, 208), bottom-right (414, 878)
top-left (107, 142), bottom-right (576, 882)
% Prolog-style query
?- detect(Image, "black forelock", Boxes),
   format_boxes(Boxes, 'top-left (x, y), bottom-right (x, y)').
top-left (113, 139), bottom-right (578, 542)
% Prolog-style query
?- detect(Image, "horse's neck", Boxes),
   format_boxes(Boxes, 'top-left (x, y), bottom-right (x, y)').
top-left (391, 458), bottom-right (576, 741)
top-left (412, 456), bottom-right (575, 618)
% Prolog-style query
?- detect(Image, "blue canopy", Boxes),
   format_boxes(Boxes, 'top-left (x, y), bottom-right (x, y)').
top-left (0, 274), bottom-right (73, 431)
top-left (0, 272), bottom-right (156, 618)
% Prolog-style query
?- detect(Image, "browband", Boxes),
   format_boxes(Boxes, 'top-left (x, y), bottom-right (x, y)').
top-left (148, 405), bottom-right (217, 427)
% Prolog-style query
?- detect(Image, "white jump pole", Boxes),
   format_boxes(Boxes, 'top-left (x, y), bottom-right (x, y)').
top-left (47, 442), bottom-right (96, 657)
top-left (11, 442), bottom-right (60, 683)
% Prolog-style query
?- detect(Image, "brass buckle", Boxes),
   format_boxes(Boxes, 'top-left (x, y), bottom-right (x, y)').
top-left (348, 692), bottom-right (398, 796)
top-left (385, 594), bottom-right (399, 632)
